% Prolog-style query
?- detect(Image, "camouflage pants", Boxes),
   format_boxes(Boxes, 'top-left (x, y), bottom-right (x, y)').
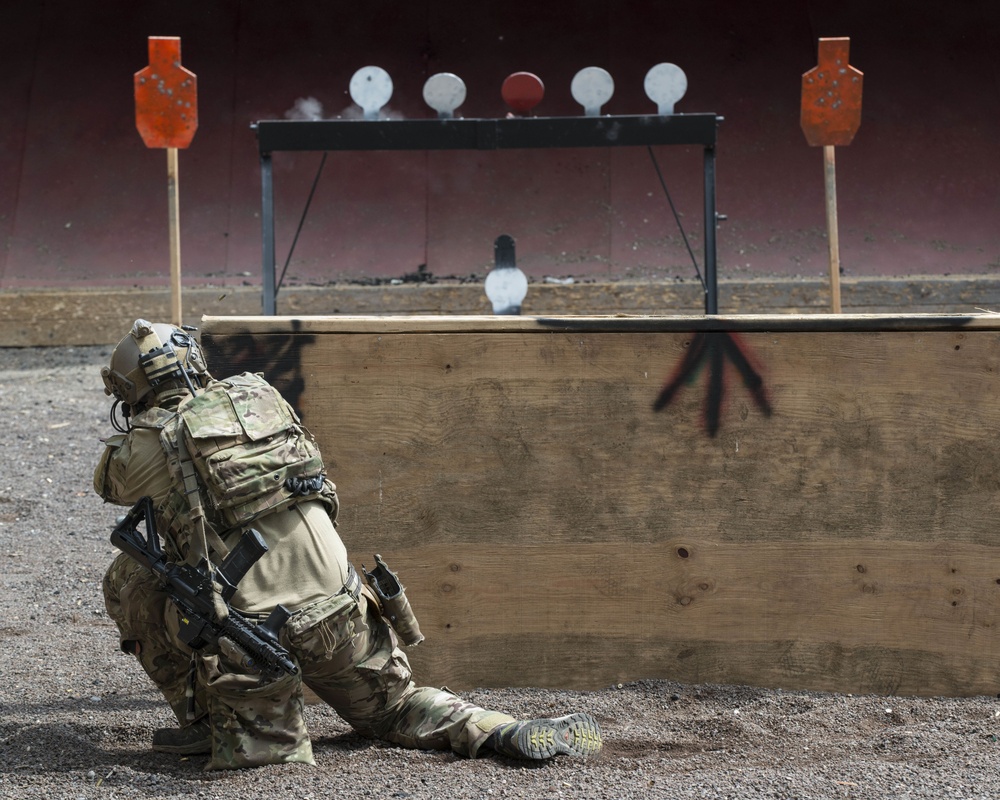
top-left (287, 588), bottom-right (514, 758)
top-left (103, 553), bottom-right (205, 724)
top-left (103, 557), bottom-right (513, 769)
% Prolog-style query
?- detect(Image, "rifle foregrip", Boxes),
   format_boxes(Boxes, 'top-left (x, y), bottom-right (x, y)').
top-left (224, 611), bottom-right (298, 678)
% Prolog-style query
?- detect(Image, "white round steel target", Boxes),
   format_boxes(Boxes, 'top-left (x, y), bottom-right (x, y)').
top-left (350, 66), bottom-right (393, 119)
top-left (644, 63), bottom-right (687, 115)
top-left (570, 67), bottom-right (615, 116)
top-left (423, 73), bottom-right (467, 118)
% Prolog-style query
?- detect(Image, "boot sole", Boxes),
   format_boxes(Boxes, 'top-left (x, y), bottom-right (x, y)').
top-left (511, 713), bottom-right (603, 759)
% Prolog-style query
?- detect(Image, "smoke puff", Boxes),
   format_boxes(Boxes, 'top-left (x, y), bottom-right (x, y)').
top-left (285, 97), bottom-right (325, 121)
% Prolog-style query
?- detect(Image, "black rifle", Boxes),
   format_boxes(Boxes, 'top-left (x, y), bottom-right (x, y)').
top-left (110, 496), bottom-right (298, 679)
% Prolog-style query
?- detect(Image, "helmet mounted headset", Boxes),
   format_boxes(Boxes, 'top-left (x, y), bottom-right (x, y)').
top-left (102, 319), bottom-right (210, 431)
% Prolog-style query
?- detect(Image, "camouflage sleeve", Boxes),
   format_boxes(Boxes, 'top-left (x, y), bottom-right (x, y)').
top-left (93, 434), bottom-right (127, 503)
top-left (93, 428), bottom-right (173, 507)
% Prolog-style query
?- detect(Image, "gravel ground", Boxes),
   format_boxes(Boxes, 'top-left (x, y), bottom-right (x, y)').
top-left (2, 344), bottom-right (1000, 800)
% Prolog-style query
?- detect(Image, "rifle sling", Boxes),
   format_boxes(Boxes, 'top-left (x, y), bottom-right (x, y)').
top-left (176, 428), bottom-right (231, 564)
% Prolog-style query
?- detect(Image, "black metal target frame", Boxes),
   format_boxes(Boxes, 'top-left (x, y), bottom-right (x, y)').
top-left (253, 113), bottom-right (722, 316)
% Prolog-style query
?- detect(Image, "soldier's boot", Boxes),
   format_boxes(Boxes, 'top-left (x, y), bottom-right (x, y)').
top-left (485, 713), bottom-right (603, 760)
top-left (151, 719), bottom-right (212, 755)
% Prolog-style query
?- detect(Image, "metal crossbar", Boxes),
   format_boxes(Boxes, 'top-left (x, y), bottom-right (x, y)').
top-left (253, 113), bottom-right (723, 315)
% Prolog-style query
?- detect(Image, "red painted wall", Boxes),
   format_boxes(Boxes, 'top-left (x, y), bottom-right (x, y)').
top-left (1, 1), bottom-right (998, 294)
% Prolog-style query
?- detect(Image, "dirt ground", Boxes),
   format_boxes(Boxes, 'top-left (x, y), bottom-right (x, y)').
top-left (1, 344), bottom-right (998, 800)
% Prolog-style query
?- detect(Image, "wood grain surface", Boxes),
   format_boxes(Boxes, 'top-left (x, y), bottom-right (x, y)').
top-left (203, 315), bottom-right (1000, 696)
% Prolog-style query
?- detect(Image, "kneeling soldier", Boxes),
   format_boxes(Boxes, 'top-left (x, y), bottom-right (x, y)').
top-left (96, 320), bottom-right (603, 769)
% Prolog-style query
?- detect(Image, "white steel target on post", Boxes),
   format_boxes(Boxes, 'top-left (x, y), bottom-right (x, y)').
top-left (423, 73), bottom-right (467, 119)
top-left (350, 66), bottom-right (393, 120)
top-left (644, 63), bottom-right (688, 115)
top-left (570, 67), bottom-right (615, 116)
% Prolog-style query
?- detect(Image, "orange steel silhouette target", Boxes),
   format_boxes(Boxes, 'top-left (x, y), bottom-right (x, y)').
top-left (801, 37), bottom-right (863, 314)
top-left (134, 37), bottom-right (198, 149)
top-left (801, 37), bottom-right (862, 147)
top-left (134, 36), bottom-right (198, 325)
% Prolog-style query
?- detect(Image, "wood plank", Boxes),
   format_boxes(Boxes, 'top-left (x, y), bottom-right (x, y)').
top-left (202, 318), bottom-right (1000, 696)
top-left (393, 540), bottom-right (1000, 696)
top-left (203, 312), bottom-right (1000, 334)
top-left (6, 275), bottom-right (1000, 345)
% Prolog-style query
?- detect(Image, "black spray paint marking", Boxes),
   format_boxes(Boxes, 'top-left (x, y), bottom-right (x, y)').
top-left (201, 330), bottom-right (316, 420)
top-left (653, 332), bottom-right (772, 437)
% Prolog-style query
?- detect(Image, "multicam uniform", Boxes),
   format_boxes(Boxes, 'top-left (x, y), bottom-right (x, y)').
top-left (96, 375), bottom-right (515, 770)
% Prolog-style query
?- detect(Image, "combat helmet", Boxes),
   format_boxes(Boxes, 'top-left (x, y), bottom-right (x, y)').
top-left (102, 319), bottom-right (211, 410)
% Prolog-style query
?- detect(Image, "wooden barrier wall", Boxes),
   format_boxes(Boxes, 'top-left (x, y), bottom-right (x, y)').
top-left (201, 314), bottom-right (1000, 697)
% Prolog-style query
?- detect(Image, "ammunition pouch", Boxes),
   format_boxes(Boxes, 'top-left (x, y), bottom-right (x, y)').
top-left (362, 554), bottom-right (425, 647)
